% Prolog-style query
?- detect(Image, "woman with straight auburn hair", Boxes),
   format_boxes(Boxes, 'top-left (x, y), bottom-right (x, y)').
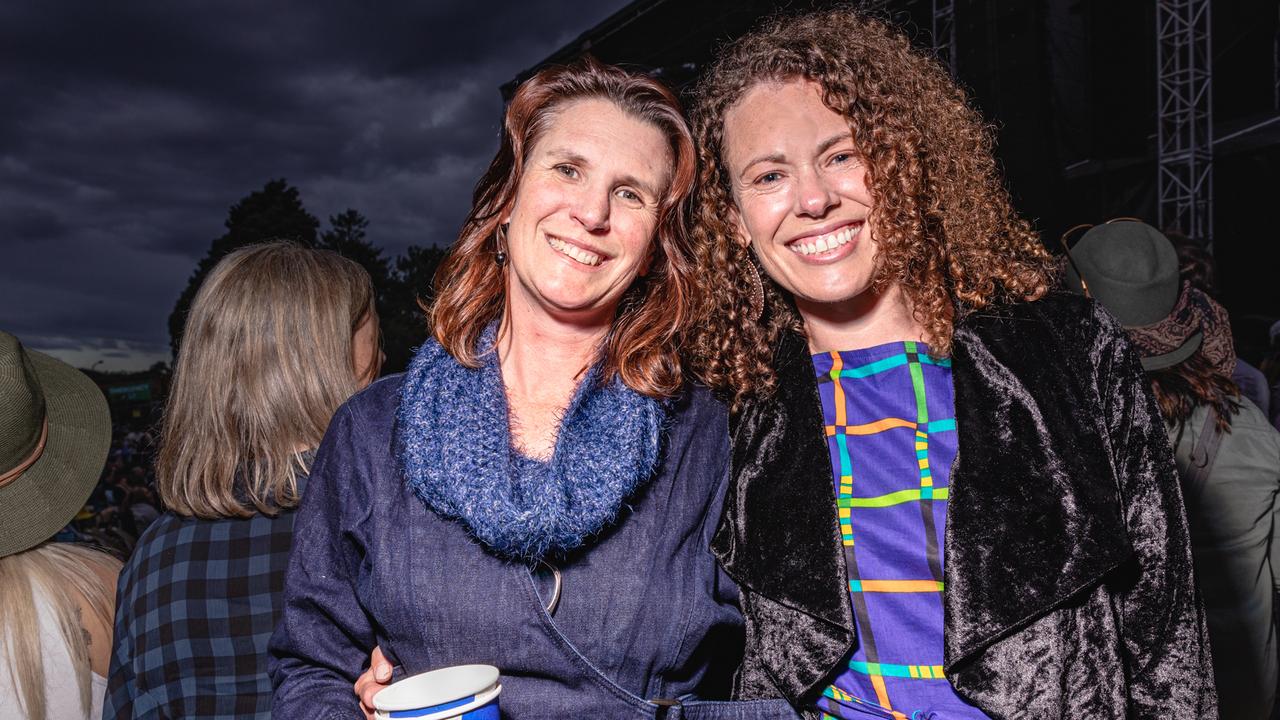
top-left (103, 241), bottom-right (382, 719)
top-left (270, 57), bottom-right (796, 719)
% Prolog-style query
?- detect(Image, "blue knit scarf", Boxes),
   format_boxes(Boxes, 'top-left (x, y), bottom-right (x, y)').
top-left (394, 327), bottom-right (666, 561)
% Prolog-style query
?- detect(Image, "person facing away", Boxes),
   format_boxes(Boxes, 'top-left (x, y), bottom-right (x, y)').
top-left (1066, 220), bottom-right (1280, 720)
top-left (1166, 229), bottom-right (1271, 418)
top-left (683, 8), bottom-right (1214, 719)
top-left (102, 242), bottom-right (383, 719)
top-left (0, 330), bottom-right (121, 720)
top-left (273, 57), bottom-right (797, 720)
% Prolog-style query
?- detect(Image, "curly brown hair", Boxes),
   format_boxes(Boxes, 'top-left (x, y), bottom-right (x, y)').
top-left (429, 56), bottom-right (697, 398)
top-left (687, 8), bottom-right (1055, 406)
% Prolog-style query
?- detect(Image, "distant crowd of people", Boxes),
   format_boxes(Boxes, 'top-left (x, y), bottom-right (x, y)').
top-left (52, 426), bottom-right (162, 560)
top-left (2, 7), bottom-right (1277, 720)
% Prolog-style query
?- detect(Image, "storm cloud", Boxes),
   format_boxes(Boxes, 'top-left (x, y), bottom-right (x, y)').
top-left (0, 1), bottom-right (628, 369)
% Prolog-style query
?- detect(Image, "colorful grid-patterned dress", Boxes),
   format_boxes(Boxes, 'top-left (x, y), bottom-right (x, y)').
top-left (811, 341), bottom-right (989, 720)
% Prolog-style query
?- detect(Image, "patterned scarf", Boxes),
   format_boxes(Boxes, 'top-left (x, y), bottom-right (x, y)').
top-left (1126, 283), bottom-right (1235, 376)
top-left (394, 326), bottom-right (666, 561)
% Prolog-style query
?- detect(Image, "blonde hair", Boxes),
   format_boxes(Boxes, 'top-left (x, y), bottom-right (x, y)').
top-left (0, 543), bottom-right (121, 720)
top-left (157, 241), bottom-right (377, 518)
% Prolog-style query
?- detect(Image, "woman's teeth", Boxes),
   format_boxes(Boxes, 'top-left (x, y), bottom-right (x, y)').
top-left (547, 236), bottom-right (602, 266)
top-left (791, 224), bottom-right (860, 256)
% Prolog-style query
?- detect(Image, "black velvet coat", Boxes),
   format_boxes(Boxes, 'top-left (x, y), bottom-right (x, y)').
top-left (713, 293), bottom-right (1217, 719)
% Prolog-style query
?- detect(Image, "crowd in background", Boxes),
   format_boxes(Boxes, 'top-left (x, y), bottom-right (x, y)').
top-left (52, 423), bottom-right (162, 561)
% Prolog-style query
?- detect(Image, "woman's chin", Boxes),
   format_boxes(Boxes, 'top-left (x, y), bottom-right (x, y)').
top-left (529, 293), bottom-right (623, 324)
top-left (778, 276), bottom-right (873, 309)
top-left (508, 274), bottom-right (625, 322)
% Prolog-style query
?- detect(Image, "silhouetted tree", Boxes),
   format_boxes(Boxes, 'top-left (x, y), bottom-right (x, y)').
top-left (169, 180), bottom-right (451, 376)
top-left (318, 208), bottom-right (396, 349)
top-left (382, 245), bottom-right (449, 373)
top-left (319, 209), bottom-right (391, 288)
top-left (167, 179), bottom-right (319, 354)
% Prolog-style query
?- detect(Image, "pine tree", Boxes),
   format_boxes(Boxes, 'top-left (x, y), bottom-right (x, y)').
top-left (168, 180), bottom-right (450, 375)
top-left (167, 179), bottom-right (319, 354)
top-left (382, 244), bottom-right (449, 373)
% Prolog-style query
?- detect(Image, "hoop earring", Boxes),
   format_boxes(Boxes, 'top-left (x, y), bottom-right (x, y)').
top-left (744, 258), bottom-right (765, 323)
top-left (494, 223), bottom-right (509, 267)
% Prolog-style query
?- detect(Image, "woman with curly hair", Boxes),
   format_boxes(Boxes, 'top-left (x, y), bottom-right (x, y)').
top-left (687, 8), bottom-right (1214, 719)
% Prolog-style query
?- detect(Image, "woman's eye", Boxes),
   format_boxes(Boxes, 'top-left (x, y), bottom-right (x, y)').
top-left (831, 152), bottom-right (854, 165)
top-left (617, 188), bottom-right (641, 202)
top-left (556, 165), bottom-right (578, 178)
top-left (756, 171), bottom-right (782, 185)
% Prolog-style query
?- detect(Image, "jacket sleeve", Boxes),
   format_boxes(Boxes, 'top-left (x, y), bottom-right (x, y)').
top-left (269, 403), bottom-right (376, 720)
top-left (1270, 430), bottom-right (1280, 597)
top-left (1097, 311), bottom-right (1217, 718)
top-left (1273, 504), bottom-right (1280, 596)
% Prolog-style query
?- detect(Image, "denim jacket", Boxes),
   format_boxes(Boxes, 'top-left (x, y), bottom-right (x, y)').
top-left (269, 374), bottom-right (797, 720)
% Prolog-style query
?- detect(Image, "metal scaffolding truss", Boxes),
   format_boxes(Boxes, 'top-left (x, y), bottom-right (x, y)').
top-left (1156, 0), bottom-right (1213, 249)
top-left (932, 0), bottom-right (956, 73)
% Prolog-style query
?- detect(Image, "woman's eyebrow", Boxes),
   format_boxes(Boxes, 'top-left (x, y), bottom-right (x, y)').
top-left (545, 148), bottom-right (590, 166)
top-left (547, 147), bottom-right (660, 198)
top-left (740, 152), bottom-right (787, 177)
top-left (816, 131), bottom-right (853, 155)
top-left (739, 132), bottom-right (852, 177)
top-left (616, 173), bottom-right (660, 199)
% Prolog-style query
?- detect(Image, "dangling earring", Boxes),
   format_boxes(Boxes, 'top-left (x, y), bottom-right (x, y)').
top-left (494, 223), bottom-right (509, 267)
top-left (744, 257), bottom-right (765, 323)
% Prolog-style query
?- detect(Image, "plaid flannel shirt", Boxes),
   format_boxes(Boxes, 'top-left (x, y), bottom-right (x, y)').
top-left (102, 497), bottom-right (299, 719)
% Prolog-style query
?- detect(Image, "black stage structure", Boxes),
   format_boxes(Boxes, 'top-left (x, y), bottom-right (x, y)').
top-left (505, 0), bottom-right (1280, 348)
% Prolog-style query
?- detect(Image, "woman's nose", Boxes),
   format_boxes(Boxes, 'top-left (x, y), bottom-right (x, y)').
top-left (794, 170), bottom-right (838, 218)
top-left (571, 186), bottom-right (611, 233)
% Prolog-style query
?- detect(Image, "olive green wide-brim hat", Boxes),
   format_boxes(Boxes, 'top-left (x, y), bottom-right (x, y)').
top-left (0, 331), bottom-right (111, 558)
top-left (1063, 220), bottom-right (1202, 370)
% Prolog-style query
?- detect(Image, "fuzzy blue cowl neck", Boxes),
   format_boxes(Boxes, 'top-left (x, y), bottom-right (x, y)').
top-left (394, 327), bottom-right (666, 561)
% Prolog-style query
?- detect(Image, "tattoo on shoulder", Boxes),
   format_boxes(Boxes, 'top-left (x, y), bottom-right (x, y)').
top-left (76, 605), bottom-right (91, 648)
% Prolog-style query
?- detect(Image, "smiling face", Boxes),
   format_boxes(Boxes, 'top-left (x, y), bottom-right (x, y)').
top-left (502, 98), bottom-right (672, 326)
top-left (722, 80), bottom-right (879, 311)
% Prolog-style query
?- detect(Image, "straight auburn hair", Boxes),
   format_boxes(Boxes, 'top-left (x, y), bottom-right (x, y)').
top-left (157, 242), bottom-right (377, 518)
top-left (429, 56), bottom-right (698, 398)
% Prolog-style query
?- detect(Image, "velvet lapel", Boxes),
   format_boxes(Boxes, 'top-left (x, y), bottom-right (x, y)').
top-left (711, 330), bottom-right (854, 701)
top-left (944, 305), bottom-right (1133, 671)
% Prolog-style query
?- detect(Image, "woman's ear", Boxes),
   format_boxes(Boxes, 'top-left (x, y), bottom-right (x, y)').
top-left (728, 206), bottom-right (751, 249)
top-left (638, 246), bottom-right (654, 277)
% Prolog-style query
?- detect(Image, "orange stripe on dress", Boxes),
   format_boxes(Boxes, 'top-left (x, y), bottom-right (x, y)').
top-left (858, 579), bottom-right (944, 593)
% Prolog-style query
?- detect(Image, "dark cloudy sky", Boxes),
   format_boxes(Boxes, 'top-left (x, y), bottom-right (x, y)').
top-left (0, 1), bottom-right (630, 371)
